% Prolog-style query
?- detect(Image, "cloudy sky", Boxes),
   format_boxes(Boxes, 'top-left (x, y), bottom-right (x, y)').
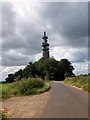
top-left (1, 0), bottom-right (89, 81)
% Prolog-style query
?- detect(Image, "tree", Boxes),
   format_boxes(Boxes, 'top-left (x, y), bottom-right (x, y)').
top-left (36, 58), bottom-right (65, 80)
top-left (14, 69), bottom-right (23, 80)
top-left (35, 58), bottom-right (57, 80)
top-left (5, 73), bottom-right (15, 83)
top-left (59, 59), bottom-right (74, 77)
top-left (5, 58), bottom-right (75, 82)
top-left (44, 58), bottom-right (58, 80)
top-left (23, 62), bottom-right (37, 78)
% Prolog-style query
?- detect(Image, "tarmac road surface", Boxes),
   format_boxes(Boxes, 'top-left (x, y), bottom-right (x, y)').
top-left (40, 81), bottom-right (88, 118)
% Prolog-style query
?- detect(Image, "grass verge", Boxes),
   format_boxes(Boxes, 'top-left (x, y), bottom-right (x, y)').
top-left (64, 75), bottom-right (90, 92)
top-left (1, 78), bottom-right (50, 100)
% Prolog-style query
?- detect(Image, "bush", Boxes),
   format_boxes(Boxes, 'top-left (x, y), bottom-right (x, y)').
top-left (17, 78), bottom-right (44, 95)
top-left (2, 78), bottom-right (50, 99)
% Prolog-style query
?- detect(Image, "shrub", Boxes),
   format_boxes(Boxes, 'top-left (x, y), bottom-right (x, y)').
top-left (2, 78), bottom-right (50, 99)
top-left (18, 78), bottom-right (44, 95)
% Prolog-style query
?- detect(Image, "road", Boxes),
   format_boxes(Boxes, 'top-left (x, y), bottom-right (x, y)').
top-left (39, 81), bottom-right (88, 118)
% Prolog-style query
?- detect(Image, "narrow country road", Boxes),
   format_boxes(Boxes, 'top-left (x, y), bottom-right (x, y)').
top-left (39, 81), bottom-right (88, 118)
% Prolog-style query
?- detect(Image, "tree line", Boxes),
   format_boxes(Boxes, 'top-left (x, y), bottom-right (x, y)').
top-left (5, 58), bottom-right (75, 83)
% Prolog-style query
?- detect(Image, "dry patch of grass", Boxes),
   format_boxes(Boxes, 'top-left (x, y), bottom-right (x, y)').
top-left (64, 75), bottom-right (90, 92)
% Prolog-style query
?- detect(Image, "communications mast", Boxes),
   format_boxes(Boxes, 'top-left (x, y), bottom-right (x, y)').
top-left (42, 31), bottom-right (49, 58)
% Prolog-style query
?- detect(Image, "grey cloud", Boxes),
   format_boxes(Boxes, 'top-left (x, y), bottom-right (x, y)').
top-left (2, 2), bottom-right (16, 37)
top-left (2, 2), bottom-right (88, 67)
top-left (2, 56), bottom-right (29, 66)
top-left (70, 49), bottom-right (88, 62)
top-left (2, 50), bottom-right (36, 66)
top-left (2, 33), bottom-right (41, 54)
top-left (39, 2), bottom-right (88, 48)
top-left (2, 2), bottom-right (43, 66)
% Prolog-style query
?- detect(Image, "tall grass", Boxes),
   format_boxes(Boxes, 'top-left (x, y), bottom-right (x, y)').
top-left (0, 111), bottom-right (7, 120)
top-left (1, 78), bottom-right (50, 99)
top-left (64, 75), bottom-right (90, 92)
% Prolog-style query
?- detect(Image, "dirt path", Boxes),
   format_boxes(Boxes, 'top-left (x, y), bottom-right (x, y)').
top-left (2, 91), bottom-right (50, 118)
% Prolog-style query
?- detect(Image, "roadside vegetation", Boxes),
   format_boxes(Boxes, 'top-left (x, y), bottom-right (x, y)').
top-left (0, 111), bottom-right (7, 120)
top-left (64, 75), bottom-right (90, 92)
top-left (2, 58), bottom-right (75, 99)
top-left (1, 78), bottom-right (50, 100)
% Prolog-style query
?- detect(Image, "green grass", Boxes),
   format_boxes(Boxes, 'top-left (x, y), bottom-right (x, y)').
top-left (0, 83), bottom-right (2, 100)
top-left (64, 75), bottom-right (90, 92)
top-left (0, 111), bottom-right (7, 120)
top-left (1, 78), bottom-right (50, 100)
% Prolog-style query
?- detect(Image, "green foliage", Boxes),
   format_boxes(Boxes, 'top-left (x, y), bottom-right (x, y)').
top-left (2, 83), bottom-right (19, 99)
top-left (17, 78), bottom-right (44, 95)
top-left (5, 69), bottom-right (23, 83)
top-left (5, 74), bottom-right (14, 83)
top-left (5, 58), bottom-right (75, 82)
top-left (2, 78), bottom-right (50, 99)
top-left (82, 84), bottom-right (89, 92)
top-left (64, 75), bottom-right (90, 92)
top-left (0, 112), bottom-right (7, 120)
top-left (59, 59), bottom-right (74, 77)
top-left (23, 62), bottom-right (37, 78)
top-left (14, 69), bottom-right (23, 80)
top-left (37, 58), bottom-right (58, 80)
top-left (44, 72), bottom-right (49, 80)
